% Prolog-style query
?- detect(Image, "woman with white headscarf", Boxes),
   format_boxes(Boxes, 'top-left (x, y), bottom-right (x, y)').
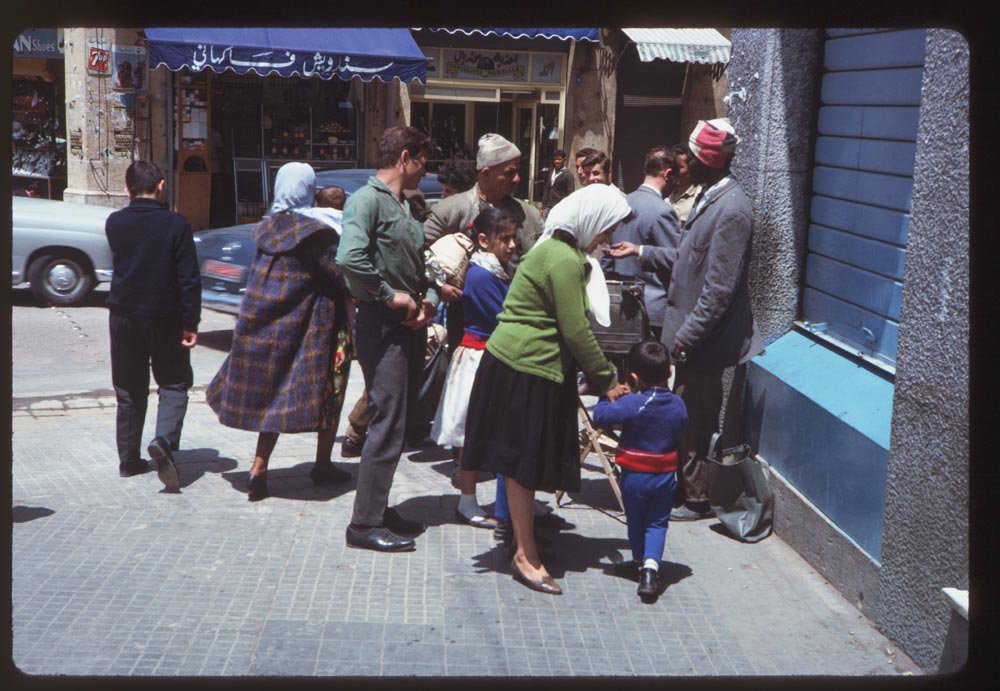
top-left (462, 184), bottom-right (632, 594)
top-left (207, 162), bottom-right (353, 501)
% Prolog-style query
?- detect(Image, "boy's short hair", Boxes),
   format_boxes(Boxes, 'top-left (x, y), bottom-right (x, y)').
top-left (582, 149), bottom-right (610, 173)
top-left (574, 147), bottom-right (597, 161)
top-left (377, 126), bottom-right (430, 169)
top-left (125, 160), bottom-right (164, 196)
top-left (436, 160), bottom-right (477, 192)
top-left (553, 148), bottom-right (567, 159)
top-left (628, 340), bottom-right (672, 387)
top-left (315, 185), bottom-right (346, 210)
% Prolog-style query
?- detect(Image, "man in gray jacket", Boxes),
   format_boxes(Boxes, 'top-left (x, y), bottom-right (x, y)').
top-left (607, 119), bottom-right (764, 520)
top-left (601, 145), bottom-right (682, 341)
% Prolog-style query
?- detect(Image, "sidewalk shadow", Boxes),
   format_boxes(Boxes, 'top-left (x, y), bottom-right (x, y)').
top-left (196, 329), bottom-right (233, 353)
top-left (391, 493), bottom-right (465, 529)
top-left (219, 461), bottom-right (357, 502)
top-left (557, 476), bottom-right (625, 514)
top-left (405, 443), bottom-right (452, 463)
top-left (174, 447), bottom-right (239, 491)
top-left (12, 505), bottom-right (56, 523)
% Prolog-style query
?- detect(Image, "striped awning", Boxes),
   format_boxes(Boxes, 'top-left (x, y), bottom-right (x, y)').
top-left (622, 28), bottom-right (731, 64)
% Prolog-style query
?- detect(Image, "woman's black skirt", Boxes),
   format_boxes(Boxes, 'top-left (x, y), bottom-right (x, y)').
top-left (462, 349), bottom-right (580, 493)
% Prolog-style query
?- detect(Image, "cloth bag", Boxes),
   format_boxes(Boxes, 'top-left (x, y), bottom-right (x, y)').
top-left (406, 324), bottom-right (451, 444)
top-left (707, 433), bottom-right (774, 543)
top-left (425, 232), bottom-right (476, 289)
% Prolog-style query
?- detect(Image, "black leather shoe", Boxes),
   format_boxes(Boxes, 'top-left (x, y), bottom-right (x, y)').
top-left (341, 437), bottom-right (363, 458)
top-left (510, 558), bottom-right (562, 595)
top-left (383, 507), bottom-right (424, 536)
top-left (147, 436), bottom-right (180, 491)
top-left (455, 508), bottom-right (499, 529)
top-left (246, 473), bottom-right (269, 502)
top-left (637, 568), bottom-right (660, 600)
top-left (345, 524), bottom-right (415, 552)
top-left (119, 459), bottom-right (153, 477)
top-left (310, 462), bottom-right (351, 485)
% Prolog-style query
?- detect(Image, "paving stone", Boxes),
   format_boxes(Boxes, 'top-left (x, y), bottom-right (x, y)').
top-left (10, 379), bottom-right (922, 677)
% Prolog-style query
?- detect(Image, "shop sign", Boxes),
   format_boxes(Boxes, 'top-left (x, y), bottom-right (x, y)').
top-left (530, 54), bottom-right (564, 84)
top-left (86, 39), bottom-right (112, 77)
top-left (13, 28), bottom-right (63, 59)
top-left (443, 49), bottom-right (528, 82)
top-left (112, 46), bottom-right (147, 92)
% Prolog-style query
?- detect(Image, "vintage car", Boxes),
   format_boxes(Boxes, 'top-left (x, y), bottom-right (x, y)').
top-left (196, 168), bottom-right (443, 314)
top-left (12, 195), bottom-right (115, 306)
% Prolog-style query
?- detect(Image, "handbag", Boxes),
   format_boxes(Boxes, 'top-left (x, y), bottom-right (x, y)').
top-left (707, 433), bottom-right (774, 543)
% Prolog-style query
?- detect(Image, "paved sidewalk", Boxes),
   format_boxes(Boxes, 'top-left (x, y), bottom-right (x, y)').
top-left (11, 367), bottom-right (921, 677)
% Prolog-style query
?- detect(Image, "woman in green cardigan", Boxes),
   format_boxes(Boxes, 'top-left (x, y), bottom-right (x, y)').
top-left (463, 184), bottom-right (632, 594)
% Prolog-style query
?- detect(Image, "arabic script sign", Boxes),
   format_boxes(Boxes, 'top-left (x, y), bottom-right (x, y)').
top-left (442, 50), bottom-right (528, 82)
top-left (185, 44), bottom-right (397, 79)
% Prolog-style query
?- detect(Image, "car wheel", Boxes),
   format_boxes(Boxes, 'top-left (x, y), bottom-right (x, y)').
top-left (28, 253), bottom-right (96, 306)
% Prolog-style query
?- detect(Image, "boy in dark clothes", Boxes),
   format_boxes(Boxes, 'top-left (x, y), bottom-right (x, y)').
top-left (594, 340), bottom-right (688, 601)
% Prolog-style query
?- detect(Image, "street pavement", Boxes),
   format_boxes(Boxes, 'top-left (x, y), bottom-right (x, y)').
top-left (11, 303), bottom-right (923, 678)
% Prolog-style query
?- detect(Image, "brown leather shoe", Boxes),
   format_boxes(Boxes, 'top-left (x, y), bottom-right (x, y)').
top-left (510, 559), bottom-right (562, 595)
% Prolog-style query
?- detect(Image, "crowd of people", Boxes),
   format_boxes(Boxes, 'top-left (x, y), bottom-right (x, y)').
top-left (105, 116), bottom-right (760, 602)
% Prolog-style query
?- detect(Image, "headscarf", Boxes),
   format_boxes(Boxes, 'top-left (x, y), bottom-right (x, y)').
top-left (535, 184), bottom-right (632, 327)
top-left (269, 162), bottom-right (316, 214)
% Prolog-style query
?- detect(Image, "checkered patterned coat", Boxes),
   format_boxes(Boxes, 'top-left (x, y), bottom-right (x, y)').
top-left (207, 211), bottom-right (348, 433)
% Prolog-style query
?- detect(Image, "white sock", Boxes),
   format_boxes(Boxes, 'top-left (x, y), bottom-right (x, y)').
top-left (458, 493), bottom-right (486, 518)
top-left (643, 558), bottom-right (659, 571)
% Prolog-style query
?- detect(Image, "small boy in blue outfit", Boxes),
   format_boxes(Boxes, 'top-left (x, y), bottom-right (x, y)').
top-left (593, 340), bottom-right (688, 601)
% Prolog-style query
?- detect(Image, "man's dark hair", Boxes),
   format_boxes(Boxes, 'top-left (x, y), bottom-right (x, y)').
top-left (574, 147), bottom-right (597, 161)
top-left (643, 146), bottom-right (680, 177)
top-left (436, 160), bottom-right (477, 192)
top-left (671, 143), bottom-right (692, 159)
top-left (315, 185), bottom-right (346, 210)
top-left (627, 339), bottom-right (671, 387)
top-left (377, 126), bottom-right (431, 169)
top-left (553, 148), bottom-right (567, 159)
top-left (125, 160), bottom-right (164, 196)
top-left (582, 149), bottom-right (610, 172)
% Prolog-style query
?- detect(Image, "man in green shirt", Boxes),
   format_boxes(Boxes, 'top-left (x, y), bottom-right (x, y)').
top-left (336, 126), bottom-right (438, 552)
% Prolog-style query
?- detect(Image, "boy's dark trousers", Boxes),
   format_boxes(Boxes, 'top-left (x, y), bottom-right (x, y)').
top-left (109, 312), bottom-right (193, 463)
top-left (620, 468), bottom-right (676, 563)
top-left (350, 302), bottom-right (423, 527)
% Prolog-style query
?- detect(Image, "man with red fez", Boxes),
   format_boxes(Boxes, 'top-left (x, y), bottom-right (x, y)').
top-left (607, 118), bottom-right (764, 521)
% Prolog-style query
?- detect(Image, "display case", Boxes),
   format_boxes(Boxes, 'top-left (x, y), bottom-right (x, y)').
top-left (12, 76), bottom-right (66, 198)
top-left (260, 76), bottom-right (359, 163)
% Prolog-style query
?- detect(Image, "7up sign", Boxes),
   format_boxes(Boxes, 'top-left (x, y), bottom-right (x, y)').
top-left (87, 38), bottom-right (111, 76)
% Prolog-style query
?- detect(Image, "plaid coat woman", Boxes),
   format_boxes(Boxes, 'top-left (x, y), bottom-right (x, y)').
top-left (207, 211), bottom-right (350, 433)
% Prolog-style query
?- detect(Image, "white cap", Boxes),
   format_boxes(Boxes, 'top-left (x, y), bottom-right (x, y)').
top-left (476, 133), bottom-right (521, 171)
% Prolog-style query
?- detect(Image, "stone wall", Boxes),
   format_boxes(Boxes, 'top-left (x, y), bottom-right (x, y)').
top-left (872, 29), bottom-right (970, 672)
top-left (565, 31), bottom-right (618, 185)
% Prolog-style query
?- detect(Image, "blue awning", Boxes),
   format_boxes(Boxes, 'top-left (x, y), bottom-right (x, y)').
top-left (416, 28), bottom-right (599, 42)
top-left (144, 28), bottom-right (428, 82)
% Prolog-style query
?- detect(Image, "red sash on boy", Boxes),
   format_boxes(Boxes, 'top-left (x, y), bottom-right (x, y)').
top-left (615, 447), bottom-right (678, 473)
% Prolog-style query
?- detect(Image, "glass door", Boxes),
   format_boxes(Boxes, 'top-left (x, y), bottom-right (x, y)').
top-left (513, 101), bottom-right (537, 202)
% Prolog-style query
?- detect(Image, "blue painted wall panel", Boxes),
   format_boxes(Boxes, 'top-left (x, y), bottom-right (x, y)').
top-left (812, 166), bottom-right (914, 212)
top-left (808, 224), bottom-right (907, 279)
top-left (818, 106), bottom-right (921, 141)
top-left (815, 137), bottom-right (917, 177)
top-left (810, 196), bottom-right (910, 245)
top-left (823, 29), bottom-right (926, 71)
top-left (745, 331), bottom-right (894, 558)
top-left (802, 287), bottom-right (900, 361)
top-left (821, 68), bottom-right (925, 106)
top-left (806, 254), bottom-right (903, 319)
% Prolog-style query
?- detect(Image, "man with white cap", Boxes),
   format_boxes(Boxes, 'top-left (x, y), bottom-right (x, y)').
top-left (607, 118), bottom-right (764, 521)
top-left (423, 132), bottom-right (543, 342)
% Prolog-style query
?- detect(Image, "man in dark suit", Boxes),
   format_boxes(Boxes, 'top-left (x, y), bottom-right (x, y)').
top-left (601, 145), bottom-right (682, 341)
top-left (106, 160), bottom-right (201, 491)
top-left (607, 119), bottom-right (764, 520)
top-left (541, 148), bottom-right (573, 216)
